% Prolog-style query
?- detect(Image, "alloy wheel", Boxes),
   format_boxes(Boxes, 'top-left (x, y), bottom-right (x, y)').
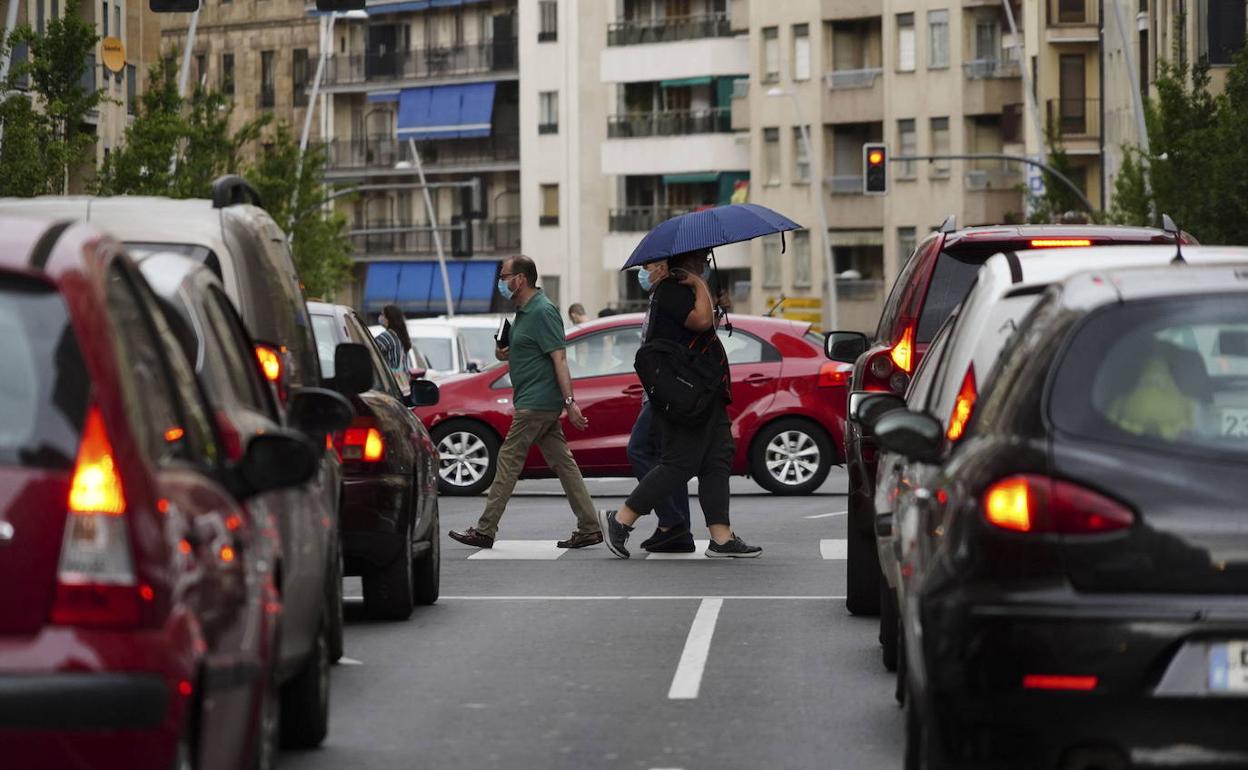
top-left (763, 430), bottom-right (821, 487)
top-left (436, 431), bottom-right (491, 488)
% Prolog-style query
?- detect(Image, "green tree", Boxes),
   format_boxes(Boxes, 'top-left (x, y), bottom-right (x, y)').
top-left (1025, 132), bottom-right (1093, 224)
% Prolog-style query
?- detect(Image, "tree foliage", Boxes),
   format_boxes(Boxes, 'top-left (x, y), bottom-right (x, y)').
top-left (1025, 130), bottom-right (1094, 224)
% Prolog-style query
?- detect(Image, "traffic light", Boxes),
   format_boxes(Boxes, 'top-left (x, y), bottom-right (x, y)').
top-left (863, 143), bottom-right (888, 196)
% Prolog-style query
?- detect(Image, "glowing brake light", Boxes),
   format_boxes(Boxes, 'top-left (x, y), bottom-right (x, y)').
top-left (1028, 239), bottom-right (1093, 248)
top-left (945, 365), bottom-right (977, 441)
top-left (817, 361), bottom-right (851, 387)
top-left (890, 325), bottom-right (915, 374)
top-left (255, 344), bottom-right (282, 383)
top-left (1023, 674), bottom-right (1098, 691)
top-left (984, 476), bottom-right (1032, 532)
top-left (341, 422), bottom-right (385, 462)
top-left (982, 475), bottom-right (1135, 534)
top-left (69, 408), bottom-right (126, 515)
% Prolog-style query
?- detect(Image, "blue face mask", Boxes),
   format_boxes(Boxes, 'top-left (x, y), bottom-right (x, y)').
top-left (497, 277), bottom-right (514, 300)
top-left (637, 268), bottom-right (654, 292)
top-left (701, 263), bottom-right (712, 280)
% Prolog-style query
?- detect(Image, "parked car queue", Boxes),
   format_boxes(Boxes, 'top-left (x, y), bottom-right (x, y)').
top-left (822, 218), bottom-right (1248, 768)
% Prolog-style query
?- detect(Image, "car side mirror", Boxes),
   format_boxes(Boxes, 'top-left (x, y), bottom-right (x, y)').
top-left (333, 343), bottom-right (373, 394)
top-left (235, 430), bottom-right (320, 498)
top-left (850, 391), bottom-right (907, 430)
top-left (874, 410), bottom-right (944, 464)
top-left (467, 359), bottom-right (481, 373)
top-left (825, 331), bottom-right (869, 363)
top-left (287, 387), bottom-right (354, 437)
top-left (410, 379), bottom-right (440, 407)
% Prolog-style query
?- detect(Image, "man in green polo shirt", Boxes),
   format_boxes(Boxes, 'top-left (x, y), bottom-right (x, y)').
top-left (449, 255), bottom-right (603, 550)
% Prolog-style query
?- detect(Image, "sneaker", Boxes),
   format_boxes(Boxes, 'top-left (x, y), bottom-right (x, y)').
top-left (557, 530), bottom-right (603, 549)
top-left (598, 509), bottom-right (632, 559)
top-left (646, 537), bottom-right (698, 554)
top-left (705, 535), bottom-right (762, 559)
top-left (448, 527), bottom-right (494, 549)
top-left (640, 524), bottom-right (691, 551)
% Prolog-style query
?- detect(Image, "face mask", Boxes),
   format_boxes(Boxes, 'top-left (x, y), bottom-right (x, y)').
top-left (638, 268), bottom-right (654, 292)
top-left (701, 263), bottom-right (712, 281)
top-left (497, 277), bottom-right (514, 300)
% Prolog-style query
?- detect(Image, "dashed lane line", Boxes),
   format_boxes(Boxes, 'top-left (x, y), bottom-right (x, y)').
top-left (667, 598), bottom-right (723, 700)
top-left (804, 510), bottom-right (848, 519)
top-left (819, 539), bottom-right (849, 559)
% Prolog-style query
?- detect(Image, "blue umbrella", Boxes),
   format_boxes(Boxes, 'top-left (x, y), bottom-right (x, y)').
top-left (621, 203), bottom-right (803, 270)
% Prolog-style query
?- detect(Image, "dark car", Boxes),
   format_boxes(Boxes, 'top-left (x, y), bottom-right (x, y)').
top-left (824, 220), bottom-right (1191, 616)
top-left (0, 218), bottom-right (321, 769)
top-left (877, 263), bottom-right (1248, 770)
top-left (309, 302), bottom-right (442, 620)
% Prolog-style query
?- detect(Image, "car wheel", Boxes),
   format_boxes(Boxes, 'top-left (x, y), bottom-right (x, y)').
top-left (363, 522), bottom-right (415, 621)
top-left (845, 488), bottom-right (881, 617)
top-left (749, 418), bottom-right (834, 496)
top-left (248, 674), bottom-right (280, 770)
top-left (880, 581), bottom-right (899, 673)
top-left (327, 542), bottom-right (344, 664)
top-left (279, 616), bottom-right (330, 749)
top-left (432, 421), bottom-right (498, 496)
top-left (412, 502), bottom-right (440, 606)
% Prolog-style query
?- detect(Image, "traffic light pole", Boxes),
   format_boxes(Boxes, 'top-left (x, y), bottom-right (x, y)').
top-left (892, 153), bottom-right (1095, 215)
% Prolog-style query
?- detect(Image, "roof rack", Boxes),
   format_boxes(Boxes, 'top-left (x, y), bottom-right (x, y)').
top-left (938, 215), bottom-right (957, 233)
top-left (212, 175), bottom-right (264, 210)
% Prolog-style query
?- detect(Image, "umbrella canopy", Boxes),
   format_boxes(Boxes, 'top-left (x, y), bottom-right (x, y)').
top-left (621, 203), bottom-right (802, 270)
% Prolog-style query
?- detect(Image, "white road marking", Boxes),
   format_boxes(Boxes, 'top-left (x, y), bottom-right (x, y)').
top-left (645, 540), bottom-right (710, 560)
top-left (438, 595), bottom-right (844, 601)
top-left (820, 539), bottom-right (848, 559)
top-left (668, 598), bottom-right (723, 700)
top-left (338, 657), bottom-right (364, 666)
top-left (805, 510), bottom-right (848, 519)
top-left (466, 541), bottom-right (564, 560)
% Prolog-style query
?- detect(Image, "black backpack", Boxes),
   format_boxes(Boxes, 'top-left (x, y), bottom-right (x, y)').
top-left (633, 330), bottom-right (728, 426)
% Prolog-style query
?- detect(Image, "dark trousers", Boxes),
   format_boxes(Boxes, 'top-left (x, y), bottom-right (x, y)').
top-left (627, 401), bottom-right (691, 530)
top-left (624, 399), bottom-right (733, 529)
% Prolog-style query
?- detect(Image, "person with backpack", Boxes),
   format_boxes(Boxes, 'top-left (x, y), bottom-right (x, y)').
top-left (376, 304), bottom-right (413, 401)
top-left (598, 249), bottom-right (762, 559)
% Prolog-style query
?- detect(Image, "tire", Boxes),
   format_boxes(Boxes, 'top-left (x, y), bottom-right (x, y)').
top-left (432, 420), bottom-right (499, 496)
top-left (327, 542), bottom-right (344, 664)
top-left (412, 502), bottom-right (440, 606)
top-left (845, 490), bottom-right (881, 616)
top-left (880, 580), bottom-right (899, 672)
top-left (362, 522), bottom-right (415, 621)
top-left (749, 418), bottom-right (834, 496)
top-left (248, 675), bottom-right (280, 770)
top-left (279, 618), bottom-right (330, 749)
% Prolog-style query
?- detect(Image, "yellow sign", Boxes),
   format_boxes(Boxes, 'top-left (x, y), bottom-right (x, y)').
top-left (101, 37), bottom-right (125, 73)
top-left (780, 297), bottom-right (822, 309)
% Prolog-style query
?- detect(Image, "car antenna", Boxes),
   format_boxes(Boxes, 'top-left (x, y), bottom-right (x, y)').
top-left (1162, 214), bottom-right (1185, 264)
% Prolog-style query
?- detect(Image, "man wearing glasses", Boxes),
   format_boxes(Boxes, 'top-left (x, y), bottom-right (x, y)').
top-left (449, 255), bottom-right (604, 550)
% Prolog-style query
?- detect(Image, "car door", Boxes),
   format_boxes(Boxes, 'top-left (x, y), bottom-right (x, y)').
top-left (720, 328), bottom-right (781, 433)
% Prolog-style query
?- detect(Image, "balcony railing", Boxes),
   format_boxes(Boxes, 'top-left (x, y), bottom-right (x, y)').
top-left (326, 135), bottom-right (520, 172)
top-left (964, 168), bottom-right (1023, 190)
top-left (324, 39), bottom-right (518, 88)
top-left (607, 108), bottom-right (731, 138)
top-left (607, 13), bottom-right (732, 46)
top-left (823, 67), bottom-right (883, 90)
top-left (827, 175), bottom-right (865, 195)
top-left (349, 217), bottom-right (521, 257)
top-left (1047, 98), bottom-right (1100, 137)
top-left (258, 90), bottom-right (276, 109)
top-left (610, 207), bottom-right (709, 232)
top-left (962, 58), bottom-right (1021, 79)
top-left (1047, 0), bottom-right (1098, 25)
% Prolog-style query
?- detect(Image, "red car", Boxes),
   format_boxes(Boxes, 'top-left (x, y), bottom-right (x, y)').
top-left (416, 313), bottom-right (850, 496)
top-left (0, 218), bottom-right (324, 769)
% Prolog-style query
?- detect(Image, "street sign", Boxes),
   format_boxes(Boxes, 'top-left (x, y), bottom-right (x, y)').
top-left (101, 37), bottom-right (125, 73)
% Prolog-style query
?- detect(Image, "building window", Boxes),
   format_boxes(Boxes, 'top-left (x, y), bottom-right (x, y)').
top-left (762, 27), bottom-right (780, 83)
top-left (195, 54), bottom-right (206, 88)
top-left (929, 117), bottom-right (950, 176)
top-left (896, 13), bottom-right (916, 72)
top-left (897, 119), bottom-right (917, 178)
top-left (1205, 0), bottom-right (1246, 65)
top-left (260, 51), bottom-right (275, 108)
top-left (538, 91), bottom-right (558, 134)
top-left (539, 0), bottom-right (557, 42)
top-left (762, 234), bottom-right (782, 289)
top-left (540, 184), bottom-right (559, 226)
top-left (792, 126), bottom-right (810, 183)
top-left (221, 53), bottom-right (234, 96)
top-left (898, 227), bottom-right (917, 265)
top-left (126, 63), bottom-right (136, 115)
top-left (792, 230), bottom-right (812, 288)
top-left (101, 1), bottom-right (108, 35)
top-left (763, 127), bottom-right (781, 185)
top-left (792, 23), bottom-right (811, 81)
top-left (292, 49), bottom-right (309, 107)
top-left (927, 10), bottom-right (949, 69)
top-left (113, 5), bottom-right (120, 37)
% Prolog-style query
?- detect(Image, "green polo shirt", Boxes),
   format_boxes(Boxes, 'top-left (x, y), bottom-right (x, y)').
top-left (510, 289), bottom-right (566, 411)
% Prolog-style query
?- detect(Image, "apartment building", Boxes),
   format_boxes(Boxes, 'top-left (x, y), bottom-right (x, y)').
top-left (320, 0), bottom-right (520, 315)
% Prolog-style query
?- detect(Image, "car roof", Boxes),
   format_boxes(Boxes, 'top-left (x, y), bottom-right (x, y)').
top-left (943, 224), bottom-right (1174, 251)
top-left (307, 300), bottom-right (339, 316)
top-left (406, 320), bottom-right (459, 338)
top-left (0, 214), bottom-right (115, 284)
top-left (984, 245), bottom-right (1248, 290)
top-left (1061, 262), bottom-right (1248, 308)
top-left (438, 314), bottom-right (506, 328)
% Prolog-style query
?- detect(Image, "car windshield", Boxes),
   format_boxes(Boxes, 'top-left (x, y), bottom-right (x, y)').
top-left (915, 250), bottom-right (988, 343)
top-left (1050, 294), bottom-right (1248, 456)
top-left (0, 275), bottom-right (89, 469)
top-left (311, 314), bottom-right (339, 378)
top-left (413, 336), bottom-right (454, 371)
top-left (460, 327), bottom-right (497, 366)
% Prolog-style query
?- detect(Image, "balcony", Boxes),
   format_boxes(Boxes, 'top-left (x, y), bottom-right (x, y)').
top-left (325, 135), bottom-right (520, 177)
top-left (821, 0), bottom-right (883, 19)
top-left (607, 108), bottom-right (731, 139)
top-left (609, 207), bottom-right (704, 232)
top-left (963, 60), bottom-right (1022, 115)
top-left (963, 171), bottom-right (1023, 225)
top-left (964, 168), bottom-right (1022, 191)
top-left (607, 13), bottom-right (732, 47)
top-left (963, 58), bottom-right (1020, 79)
top-left (822, 69), bottom-right (884, 123)
top-left (1046, 0), bottom-right (1098, 42)
top-left (349, 217), bottom-right (521, 258)
top-left (323, 39), bottom-right (518, 91)
top-left (827, 175), bottom-right (863, 195)
top-left (823, 177), bottom-right (883, 227)
top-left (730, 80), bottom-right (750, 131)
top-left (824, 67), bottom-right (883, 90)
top-left (1047, 98), bottom-right (1100, 139)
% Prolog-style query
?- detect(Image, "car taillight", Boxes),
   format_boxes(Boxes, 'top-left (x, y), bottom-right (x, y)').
top-left (945, 365), bottom-right (977, 441)
top-left (1028, 239), bottom-right (1093, 248)
top-left (890, 325), bottom-right (915, 374)
top-left (255, 344), bottom-right (282, 383)
top-left (214, 411), bottom-right (244, 462)
top-left (1022, 674), bottom-right (1098, 691)
top-left (340, 418), bottom-right (385, 462)
top-left (862, 323), bottom-right (915, 395)
top-left (982, 475), bottom-right (1135, 535)
top-left (817, 361), bottom-right (850, 387)
top-left (52, 406), bottom-right (142, 627)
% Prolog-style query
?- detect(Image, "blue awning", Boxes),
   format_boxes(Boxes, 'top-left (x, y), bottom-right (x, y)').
top-left (364, 0), bottom-right (488, 13)
top-left (368, 90), bottom-right (400, 103)
top-left (363, 260), bottom-right (499, 314)
top-left (396, 82), bottom-right (496, 140)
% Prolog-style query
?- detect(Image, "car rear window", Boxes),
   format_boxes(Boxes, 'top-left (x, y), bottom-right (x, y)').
top-left (413, 336), bottom-right (454, 371)
top-left (0, 275), bottom-right (90, 469)
top-left (311, 314), bottom-right (340, 378)
top-left (1049, 295), bottom-right (1248, 456)
top-left (126, 242), bottom-right (222, 280)
top-left (915, 250), bottom-right (988, 343)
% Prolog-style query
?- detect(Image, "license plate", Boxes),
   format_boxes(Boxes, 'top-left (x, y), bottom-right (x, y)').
top-left (1221, 408), bottom-right (1248, 438)
top-left (1209, 641), bottom-right (1248, 691)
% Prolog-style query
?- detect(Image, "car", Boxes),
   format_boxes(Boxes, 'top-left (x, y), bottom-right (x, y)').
top-left (437, 313), bottom-right (509, 372)
top-left (406, 319), bottom-right (477, 377)
top-left (824, 219), bottom-right (1195, 617)
top-left (309, 302), bottom-right (443, 620)
top-left (414, 313), bottom-right (850, 496)
top-left (0, 177), bottom-right (346, 746)
top-left (861, 244), bottom-right (1248, 673)
top-left (878, 259), bottom-right (1248, 769)
top-left (0, 218), bottom-right (323, 769)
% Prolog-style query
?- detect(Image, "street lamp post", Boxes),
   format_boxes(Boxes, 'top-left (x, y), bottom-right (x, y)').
top-left (767, 87), bottom-right (838, 331)
top-left (398, 142), bottom-right (455, 318)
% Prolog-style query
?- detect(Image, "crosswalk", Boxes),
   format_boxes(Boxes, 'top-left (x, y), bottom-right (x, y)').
top-left (455, 538), bottom-right (848, 561)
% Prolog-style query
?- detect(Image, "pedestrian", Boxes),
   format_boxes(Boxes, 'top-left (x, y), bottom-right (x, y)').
top-left (375, 304), bottom-right (412, 401)
top-left (599, 250), bottom-right (762, 559)
top-left (568, 302), bottom-right (588, 325)
top-left (449, 256), bottom-right (603, 550)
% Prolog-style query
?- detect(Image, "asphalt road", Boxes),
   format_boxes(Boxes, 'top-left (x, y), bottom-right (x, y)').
top-left (284, 469), bottom-right (904, 770)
